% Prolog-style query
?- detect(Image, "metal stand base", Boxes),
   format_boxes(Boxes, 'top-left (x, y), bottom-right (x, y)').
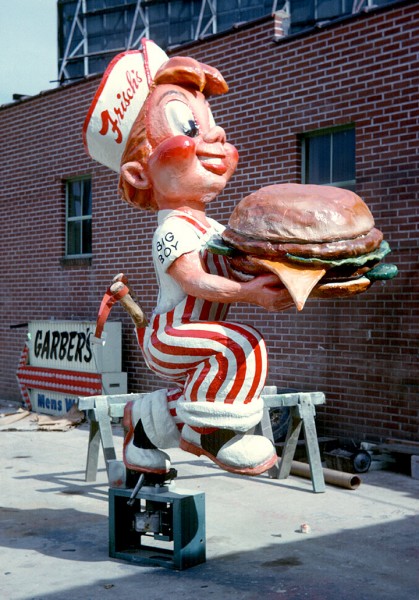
top-left (109, 486), bottom-right (206, 570)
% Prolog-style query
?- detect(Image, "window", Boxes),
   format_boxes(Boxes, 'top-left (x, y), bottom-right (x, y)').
top-left (66, 177), bottom-right (92, 257)
top-left (302, 126), bottom-right (355, 191)
top-left (290, 1), bottom-right (399, 34)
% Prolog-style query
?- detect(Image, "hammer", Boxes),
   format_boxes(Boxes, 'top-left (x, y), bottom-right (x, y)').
top-left (110, 273), bottom-right (148, 329)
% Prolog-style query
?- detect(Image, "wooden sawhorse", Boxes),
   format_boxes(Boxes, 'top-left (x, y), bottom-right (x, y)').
top-left (77, 394), bottom-right (136, 482)
top-left (257, 387), bottom-right (326, 493)
top-left (78, 388), bottom-right (326, 492)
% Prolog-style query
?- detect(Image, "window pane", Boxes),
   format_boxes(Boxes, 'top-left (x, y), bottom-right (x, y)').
top-left (82, 219), bottom-right (92, 255)
top-left (67, 221), bottom-right (81, 255)
top-left (66, 177), bottom-right (92, 257)
top-left (291, 0), bottom-right (315, 26)
top-left (332, 129), bottom-right (355, 183)
top-left (307, 135), bottom-right (331, 184)
top-left (82, 179), bottom-right (92, 216)
top-left (318, 0), bottom-right (349, 20)
top-left (68, 180), bottom-right (82, 217)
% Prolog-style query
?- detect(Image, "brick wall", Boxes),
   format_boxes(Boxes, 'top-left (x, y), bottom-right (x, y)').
top-left (0, 1), bottom-right (417, 443)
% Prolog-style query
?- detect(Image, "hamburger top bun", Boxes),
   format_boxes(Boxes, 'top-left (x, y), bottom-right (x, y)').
top-left (227, 184), bottom-right (375, 244)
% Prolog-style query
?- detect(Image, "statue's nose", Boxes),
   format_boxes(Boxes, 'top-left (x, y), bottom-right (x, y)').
top-left (203, 125), bottom-right (226, 144)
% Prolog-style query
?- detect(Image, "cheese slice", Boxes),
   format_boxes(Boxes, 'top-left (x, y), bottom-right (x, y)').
top-left (250, 257), bottom-right (327, 311)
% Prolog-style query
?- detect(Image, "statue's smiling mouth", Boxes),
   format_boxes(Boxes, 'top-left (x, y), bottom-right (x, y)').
top-left (198, 154), bottom-right (227, 175)
top-left (200, 156), bottom-right (222, 164)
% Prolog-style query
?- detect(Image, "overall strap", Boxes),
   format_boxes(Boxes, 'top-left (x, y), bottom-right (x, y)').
top-left (168, 212), bottom-right (210, 235)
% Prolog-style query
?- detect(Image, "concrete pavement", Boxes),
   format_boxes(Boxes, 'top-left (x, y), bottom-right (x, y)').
top-left (0, 404), bottom-right (418, 600)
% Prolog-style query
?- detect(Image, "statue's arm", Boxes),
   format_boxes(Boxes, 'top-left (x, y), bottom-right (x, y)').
top-left (168, 251), bottom-right (294, 312)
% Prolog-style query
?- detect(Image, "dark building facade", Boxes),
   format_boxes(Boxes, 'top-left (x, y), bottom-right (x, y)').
top-left (1, 0), bottom-right (417, 443)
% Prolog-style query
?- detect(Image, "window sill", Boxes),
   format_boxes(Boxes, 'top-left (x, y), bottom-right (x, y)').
top-left (60, 256), bottom-right (92, 268)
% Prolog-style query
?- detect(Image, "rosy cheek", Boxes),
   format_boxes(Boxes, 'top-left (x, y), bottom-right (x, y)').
top-left (149, 135), bottom-right (196, 171)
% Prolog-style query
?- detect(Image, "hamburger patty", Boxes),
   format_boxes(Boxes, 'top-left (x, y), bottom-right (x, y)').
top-left (227, 252), bottom-right (379, 282)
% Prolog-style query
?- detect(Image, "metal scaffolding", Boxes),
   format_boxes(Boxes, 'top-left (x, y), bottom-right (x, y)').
top-left (57, 0), bottom-right (278, 83)
top-left (57, 0), bottom-right (390, 83)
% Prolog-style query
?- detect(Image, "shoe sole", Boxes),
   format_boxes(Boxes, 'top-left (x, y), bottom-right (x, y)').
top-left (123, 456), bottom-right (169, 475)
top-left (179, 438), bottom-right (278, 476)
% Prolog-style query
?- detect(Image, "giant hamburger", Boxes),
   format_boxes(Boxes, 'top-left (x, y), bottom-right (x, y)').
top-left (213, 184), bottom-right (397, 311)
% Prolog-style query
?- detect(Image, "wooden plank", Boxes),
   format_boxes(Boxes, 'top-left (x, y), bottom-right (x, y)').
top-left (109, 403), bottom-right (128, 418)
top-left (277, 413), bottom-right (303, 479)
top-left (77, 397), bottom-right (96, 411)
top-left (262, 392), bottom-right (325, 408)
top-left (379, 444), bottom-right (419, 456)
top-left (94, 397), bottom-right (117, 471)
top-left (257, 405), bottom-right (280, 478)
top-left (385, 438), bottom-right (419, 448)
top-left (85, 415), bottom-right (100, 482)
top-left (300, 396), bottom-right (326, 493)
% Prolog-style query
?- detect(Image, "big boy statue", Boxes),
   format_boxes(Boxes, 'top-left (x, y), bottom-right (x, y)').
top-left (83, 40), bottom-right (293, 477)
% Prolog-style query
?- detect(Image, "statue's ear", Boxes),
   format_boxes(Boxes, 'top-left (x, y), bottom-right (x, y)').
top-left (120, 161), bottom-right (150, 190)
top-left (119, 161), bottom-right (151, 205)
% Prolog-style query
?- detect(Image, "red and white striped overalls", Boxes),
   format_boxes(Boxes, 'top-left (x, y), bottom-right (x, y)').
top-left (137, 211), bottom-right (268, 434)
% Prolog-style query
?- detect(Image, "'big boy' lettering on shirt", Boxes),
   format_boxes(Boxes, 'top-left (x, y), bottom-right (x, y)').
top-left (156, 231), bottom-right (179, 264)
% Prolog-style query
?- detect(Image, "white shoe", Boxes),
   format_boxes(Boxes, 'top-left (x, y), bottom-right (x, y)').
top-left (123, 438), bottom-right (171, 474)
top-left (179, 425), bottom-right (277, 476)
top-left (123, 400), bottom-right (171, 474)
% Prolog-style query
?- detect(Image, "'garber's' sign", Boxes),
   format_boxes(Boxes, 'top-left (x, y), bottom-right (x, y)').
top-left (17, 321), bottom-right (127, 416)
top-left (33, 325), bottom-right (93, 366)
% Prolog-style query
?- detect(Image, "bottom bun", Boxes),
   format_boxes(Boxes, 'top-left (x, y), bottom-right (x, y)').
top-left (228, 264), bottom-right (372, 301)
top-left (311, 276), bottom-right (372, 299)
top-left (227, 264), bottom-right (259, 282)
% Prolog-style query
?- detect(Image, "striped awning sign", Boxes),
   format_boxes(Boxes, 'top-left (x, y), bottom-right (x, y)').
top-left (16, 345), bottom-right (102, 404)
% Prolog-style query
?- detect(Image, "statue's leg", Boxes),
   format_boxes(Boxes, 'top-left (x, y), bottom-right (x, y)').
top-left (144, 316), bottom-right (277, 475)
top-left (123, 389), bottom-right (181, 474)
top-left (179, 425), bottom-right (278, 476)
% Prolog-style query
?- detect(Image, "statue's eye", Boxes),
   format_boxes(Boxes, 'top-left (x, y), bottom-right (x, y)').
top-left (165, 100), bottom-right (200, 138)
top-left (184, 120), bottom-right (199, 138)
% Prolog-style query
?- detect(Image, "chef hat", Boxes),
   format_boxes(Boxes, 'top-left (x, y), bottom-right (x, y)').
top-left (82, 39), bottom-right (168, 172)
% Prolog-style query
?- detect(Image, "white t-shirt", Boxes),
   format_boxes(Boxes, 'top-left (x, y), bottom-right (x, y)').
top-left (152, 209), bottom-right (225, 314)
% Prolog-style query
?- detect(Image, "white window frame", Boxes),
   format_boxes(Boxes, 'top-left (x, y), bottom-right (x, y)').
top-left (301, 125), bottom-right (356, 191)
top-left (65, 176), bottom-right (92, 258)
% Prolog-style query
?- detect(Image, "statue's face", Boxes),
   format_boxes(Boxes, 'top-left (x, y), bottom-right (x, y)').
top-left (143, 83), bottom-right (238, 207)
